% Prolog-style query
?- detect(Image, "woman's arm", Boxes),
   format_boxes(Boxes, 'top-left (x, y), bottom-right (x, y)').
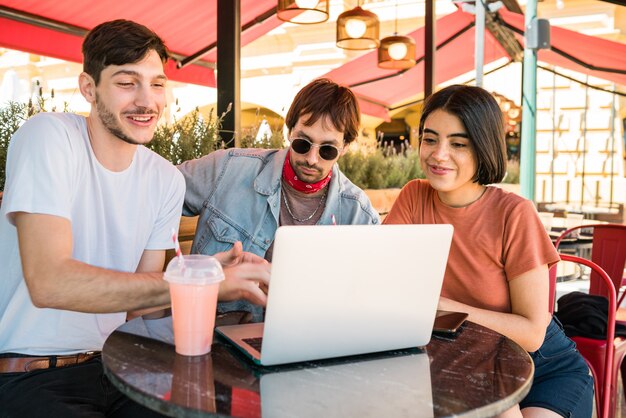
top-left (438, 264), bottom-right (552, 352)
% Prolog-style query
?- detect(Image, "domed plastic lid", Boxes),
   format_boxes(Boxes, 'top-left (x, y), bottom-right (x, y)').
top-left (164, 254), bottom-right (225, 285)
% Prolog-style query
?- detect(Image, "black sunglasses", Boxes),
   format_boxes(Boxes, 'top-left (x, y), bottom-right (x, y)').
top-left (290, 138), bottom-right (342, 161)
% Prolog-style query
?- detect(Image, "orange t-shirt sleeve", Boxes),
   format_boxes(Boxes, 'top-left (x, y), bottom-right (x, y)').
top-left (502, 199), bottom-right (560, 281)
top-left (383, 180), bottom-right (420, 225)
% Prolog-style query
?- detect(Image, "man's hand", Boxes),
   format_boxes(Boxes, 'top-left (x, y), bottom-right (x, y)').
top-left (215, 242), bottom-right (271, 306)
top-left (214, 241), bottom-right (267, 266)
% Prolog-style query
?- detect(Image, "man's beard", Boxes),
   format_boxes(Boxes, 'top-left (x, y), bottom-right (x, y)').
top-left (95, 94), bottom-right (156, 145)
top-left (294, 162), bottom-right (324, 183)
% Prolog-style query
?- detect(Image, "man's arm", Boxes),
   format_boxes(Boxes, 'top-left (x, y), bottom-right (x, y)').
top-left (128, 249), bottom-right (171, 319)
top-left (18, 211), bottom-right (271, 314)
top-left (16, 212), bottom-right (170, 313)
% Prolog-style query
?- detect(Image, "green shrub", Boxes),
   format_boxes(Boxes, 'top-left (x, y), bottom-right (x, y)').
top-left (338, 142), bottom-right (424, 189)
top-left (1, 99), bottom-right (518, 192)
top-left (336, 149), bottom-right (368, 188)
top-left (240, 129), bottom-right (285, 149)
top-left (146, 108), bottom-right (224, 165)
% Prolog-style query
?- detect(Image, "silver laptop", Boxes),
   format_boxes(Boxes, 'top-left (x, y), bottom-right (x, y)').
top-left (215, 224), bottom-right (453, 366)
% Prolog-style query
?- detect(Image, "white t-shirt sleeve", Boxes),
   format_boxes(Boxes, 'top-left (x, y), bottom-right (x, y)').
top-left (145, 168), bottom-right (185, 250)
top-left (3, 114), bottom-right (77, 225)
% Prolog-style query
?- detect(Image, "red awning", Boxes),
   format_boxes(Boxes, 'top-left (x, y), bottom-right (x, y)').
top-left (324, 10), bottom-right (508, 120)
top-left (498, 8), bottom-right (626, 87)
top-left (0, 0), bottom-right (283, 87)
top-left (3, 3), bottom-right (625, 118)
top-left (324, 9), bottom-right (626, 119)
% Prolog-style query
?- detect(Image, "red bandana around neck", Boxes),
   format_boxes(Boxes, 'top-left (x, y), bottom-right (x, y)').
top-left (282, 150), bottom-right (332, 194)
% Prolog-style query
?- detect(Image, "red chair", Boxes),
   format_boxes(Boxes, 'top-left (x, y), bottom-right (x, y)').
top-left (551, 254), bottom-right (617, 418)
top-left (554, 224), bottom-right (626, 301)
top-left (553, 224), bottom-right (626, 418)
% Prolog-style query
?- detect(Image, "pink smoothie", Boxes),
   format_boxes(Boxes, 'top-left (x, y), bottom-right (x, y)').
top-left (169, 281), bottom-right (220, 356)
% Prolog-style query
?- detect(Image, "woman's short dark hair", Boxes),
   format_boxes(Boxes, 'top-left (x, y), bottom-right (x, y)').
top-left (285, 78), bottom-right (361, 145)
top-left (82, 20), bottom-right (169, 85)
top-left (419, 84), bottom-right (507, 185)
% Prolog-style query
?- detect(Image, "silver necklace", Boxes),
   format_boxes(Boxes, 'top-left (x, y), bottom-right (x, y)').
top-left (282, 188), bottom-right (328, 223)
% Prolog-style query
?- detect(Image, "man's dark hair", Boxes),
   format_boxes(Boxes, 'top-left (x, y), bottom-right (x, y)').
top-left (285, 78), bottom-right (361, 145)
top-left (82, 19), bottom-right (169, 85)
top-left (419, 84), bottom-right (507, 185)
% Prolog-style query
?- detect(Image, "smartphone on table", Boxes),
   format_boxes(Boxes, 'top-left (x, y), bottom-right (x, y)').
top-left (433, 310), bottom-right (468, 334)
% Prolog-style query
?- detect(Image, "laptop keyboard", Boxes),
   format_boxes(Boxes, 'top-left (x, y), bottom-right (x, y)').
top-left (243, 337), bottom-right (263, 352)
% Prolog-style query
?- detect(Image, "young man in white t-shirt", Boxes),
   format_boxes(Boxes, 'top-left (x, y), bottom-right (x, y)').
top-left (0, 19), bottom-right (270, 416)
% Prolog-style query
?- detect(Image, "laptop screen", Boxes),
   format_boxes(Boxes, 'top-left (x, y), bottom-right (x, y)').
top-left (254, 224), bottom-right (453, 365)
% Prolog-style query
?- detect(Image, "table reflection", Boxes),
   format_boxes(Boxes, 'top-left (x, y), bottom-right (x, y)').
top-left (170, 354), bottom-right (217, 412)
top-left (257, 353), bottom-right (433, 417)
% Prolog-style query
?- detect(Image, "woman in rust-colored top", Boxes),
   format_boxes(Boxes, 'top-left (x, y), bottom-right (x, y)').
top-left (384, 85), bottom-right (592, 418)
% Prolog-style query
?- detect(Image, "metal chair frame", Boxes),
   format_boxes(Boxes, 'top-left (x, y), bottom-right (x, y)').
top-left (553, 224), bottom-right (626, 304)
top-left (553, 254), bottom-right (616, 418)
top-left (551, 224), bottom-right (625, 418)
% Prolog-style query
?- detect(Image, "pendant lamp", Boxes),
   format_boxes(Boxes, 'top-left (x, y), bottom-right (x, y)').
top-left (277, 0), bottom-right (329, 24)
top-left (336, 3), bottom-right (380, 50)
top-left (377, 2), bottom-right (415, 69)
top-left (378, 35), bottom-right (416, 69)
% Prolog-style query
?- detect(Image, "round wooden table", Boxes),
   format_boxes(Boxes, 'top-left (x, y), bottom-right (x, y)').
top-left (103, 315), bottom-right (533, 417)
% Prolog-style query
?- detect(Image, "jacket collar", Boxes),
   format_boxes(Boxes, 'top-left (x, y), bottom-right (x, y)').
top-left (254, 148), bottom-right (287, 196)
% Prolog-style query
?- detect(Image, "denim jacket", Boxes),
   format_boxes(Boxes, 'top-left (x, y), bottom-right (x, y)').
top-left (178, 148), bottom-right (380, 258)
top-left (178, 148), bottom-right (379, 321)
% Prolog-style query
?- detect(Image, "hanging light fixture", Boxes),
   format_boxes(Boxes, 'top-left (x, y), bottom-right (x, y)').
top-left (378, 35), bottom-right (415, 69)
top-left (336, 2), bottom-right (380, 50)
top-left (378, 2), bottom-right (415, 69)
top-left (277, 0), bottom-right (329, 25)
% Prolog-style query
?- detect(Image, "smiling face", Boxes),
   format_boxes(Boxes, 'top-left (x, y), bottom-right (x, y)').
top-left (81, 49), bottom-right (167, 146)
top-left (420, 109), bottom-right (485, 207)
top-left (288, 114), bottom-right (345, 184)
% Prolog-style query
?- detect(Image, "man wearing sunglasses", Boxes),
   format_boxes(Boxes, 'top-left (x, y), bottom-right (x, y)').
top-left (178, 78), bottom-right (380, 321)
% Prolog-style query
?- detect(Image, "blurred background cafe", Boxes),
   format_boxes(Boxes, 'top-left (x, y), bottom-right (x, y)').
top-left (0, 0), bottom-right (624, 221)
